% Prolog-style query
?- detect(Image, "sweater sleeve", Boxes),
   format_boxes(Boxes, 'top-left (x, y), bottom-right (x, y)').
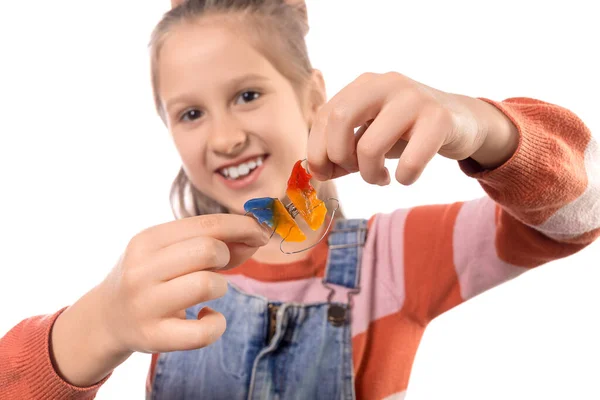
top-left (0, 308), bottom-right (108, 399)
top-left (373, 97), bottom-right (599, 325)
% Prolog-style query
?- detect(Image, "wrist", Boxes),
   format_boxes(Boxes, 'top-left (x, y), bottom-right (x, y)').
top-left (50, 286), bottom-right (132, 387)
top-left (469, 98), bottom-right (520, 169)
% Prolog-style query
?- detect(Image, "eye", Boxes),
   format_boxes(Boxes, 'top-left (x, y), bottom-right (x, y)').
top-left (235, 91), bottom-right (261, 105)
top-left (180, 109), bottom-right (203, 122)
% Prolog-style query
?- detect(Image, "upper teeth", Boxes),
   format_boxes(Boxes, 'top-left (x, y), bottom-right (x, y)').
top-left (220, 156), bottom-right (263, 179)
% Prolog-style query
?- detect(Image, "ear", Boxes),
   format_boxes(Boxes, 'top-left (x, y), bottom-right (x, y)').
top-left (306, 69), bottom-right (327, 127)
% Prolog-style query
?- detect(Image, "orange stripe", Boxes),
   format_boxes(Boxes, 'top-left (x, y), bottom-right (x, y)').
top-left (402, 203), bottom-right (464, 324)
top-left (146, 353), bottom-right (160, 392)
top-left (565, 227), bottom-right (600, 245)
top-left (496, 208), bottom-right (599, 267)
top-left (352, 312), bottom-right (425, 399)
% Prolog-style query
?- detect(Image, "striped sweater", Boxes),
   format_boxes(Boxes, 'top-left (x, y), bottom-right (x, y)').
top-left (1, 98), bottom-right (599, 399)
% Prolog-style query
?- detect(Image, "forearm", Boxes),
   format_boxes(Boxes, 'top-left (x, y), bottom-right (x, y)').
top-left (51, 285), bottom-right (131, 387)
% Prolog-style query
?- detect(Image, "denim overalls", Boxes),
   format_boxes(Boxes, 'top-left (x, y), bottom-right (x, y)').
top-left (150, 218), bottom-right (368, 400)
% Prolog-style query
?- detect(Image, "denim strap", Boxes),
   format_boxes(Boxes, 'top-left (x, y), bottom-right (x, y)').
top-left (322, 218), bottom-right (368, 290)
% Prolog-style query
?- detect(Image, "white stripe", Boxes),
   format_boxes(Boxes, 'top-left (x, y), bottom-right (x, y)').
top-left (453, 197), bottom-right (528, 300)
top-left (382, 391), bottom-right (406, 400)
top-left (537, 138), bottom-right (600, 240)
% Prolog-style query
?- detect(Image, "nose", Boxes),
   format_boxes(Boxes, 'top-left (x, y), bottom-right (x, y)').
top-left (207, 116), bottom-right (249, 158)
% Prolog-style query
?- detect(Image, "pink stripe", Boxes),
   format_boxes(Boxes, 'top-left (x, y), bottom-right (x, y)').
top-left (351, 209), bottom-right (408, 336)
top-left (453, 197), bottom-right (527, 300)
top-left (225, 209), bottom-right (409, 337)
top-left (225, 274), bottom-right (349, 304)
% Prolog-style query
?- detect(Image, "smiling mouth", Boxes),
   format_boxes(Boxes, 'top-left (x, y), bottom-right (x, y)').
top-left (217, 155), bottom-right (267, 180)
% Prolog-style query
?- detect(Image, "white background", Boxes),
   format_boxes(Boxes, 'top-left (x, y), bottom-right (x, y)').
top-left (1, 1), bottom-right (599, 399)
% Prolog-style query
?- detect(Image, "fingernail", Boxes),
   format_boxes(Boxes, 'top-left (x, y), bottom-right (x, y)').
top-left (197, 307), bottom-right (211, 320)
top-left (259, 225), bottom-right (272, 243)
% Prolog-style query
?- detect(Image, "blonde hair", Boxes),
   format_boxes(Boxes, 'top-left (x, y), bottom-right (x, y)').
top-left (149, 0), bottom-right (342, 219)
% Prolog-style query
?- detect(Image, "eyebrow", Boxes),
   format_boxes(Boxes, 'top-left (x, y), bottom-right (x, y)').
top-left (229, 73), bottom-right (269, 88)
top-left (164, 73), bottom-right (270, 113)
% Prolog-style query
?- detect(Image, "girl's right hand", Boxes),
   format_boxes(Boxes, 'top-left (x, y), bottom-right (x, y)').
top-left (50, 214), bottom-right (270, 387)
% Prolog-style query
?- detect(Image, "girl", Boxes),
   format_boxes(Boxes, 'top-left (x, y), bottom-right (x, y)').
top-left (1, 0), bottom-right (598, 399)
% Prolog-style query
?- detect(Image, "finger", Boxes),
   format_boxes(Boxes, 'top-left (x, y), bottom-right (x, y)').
top-left (355, 102), bottom-right (418, 185)
top-left (327, 164), bottom-right (355, 180)
top-left (324, 121), bottom-right (372, 180)
top-left (395, 110), bottom-right (447, 185)
top-left (150, 236), bottom-right (230, 281)
top-left (354, 119), bottom-right (373, 141)
top-left (308, 126), bottom-right (360, 180)
top-left (307, 111), bottom-right (329, 180)
top-left (134, 214), bottom-right (271, 254)
top-left (153, 312), bottom-right (226, 352)
top-left (152, 271), bottom-right (228, 315)
top-left (325, 78), bottom-right (388, 175)
top-left (325, 104), bottom-right (361, 174)
top-left (308, 73), bottom-right (385, 179)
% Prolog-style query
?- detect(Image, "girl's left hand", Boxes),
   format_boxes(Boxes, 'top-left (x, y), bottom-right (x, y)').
top-left (307, 72), bottom-right (519, 185)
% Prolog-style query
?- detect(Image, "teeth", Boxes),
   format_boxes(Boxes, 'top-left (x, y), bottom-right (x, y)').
top-left (238, 164), bottom-right (250, 175)
top-left (228, 167), bottom-right (239, 179)
top-left (220, 156), bottom-right (264, 180)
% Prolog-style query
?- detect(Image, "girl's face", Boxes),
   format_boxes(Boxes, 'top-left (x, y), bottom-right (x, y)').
top-left (157, 20), bottom-right (323, 214)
